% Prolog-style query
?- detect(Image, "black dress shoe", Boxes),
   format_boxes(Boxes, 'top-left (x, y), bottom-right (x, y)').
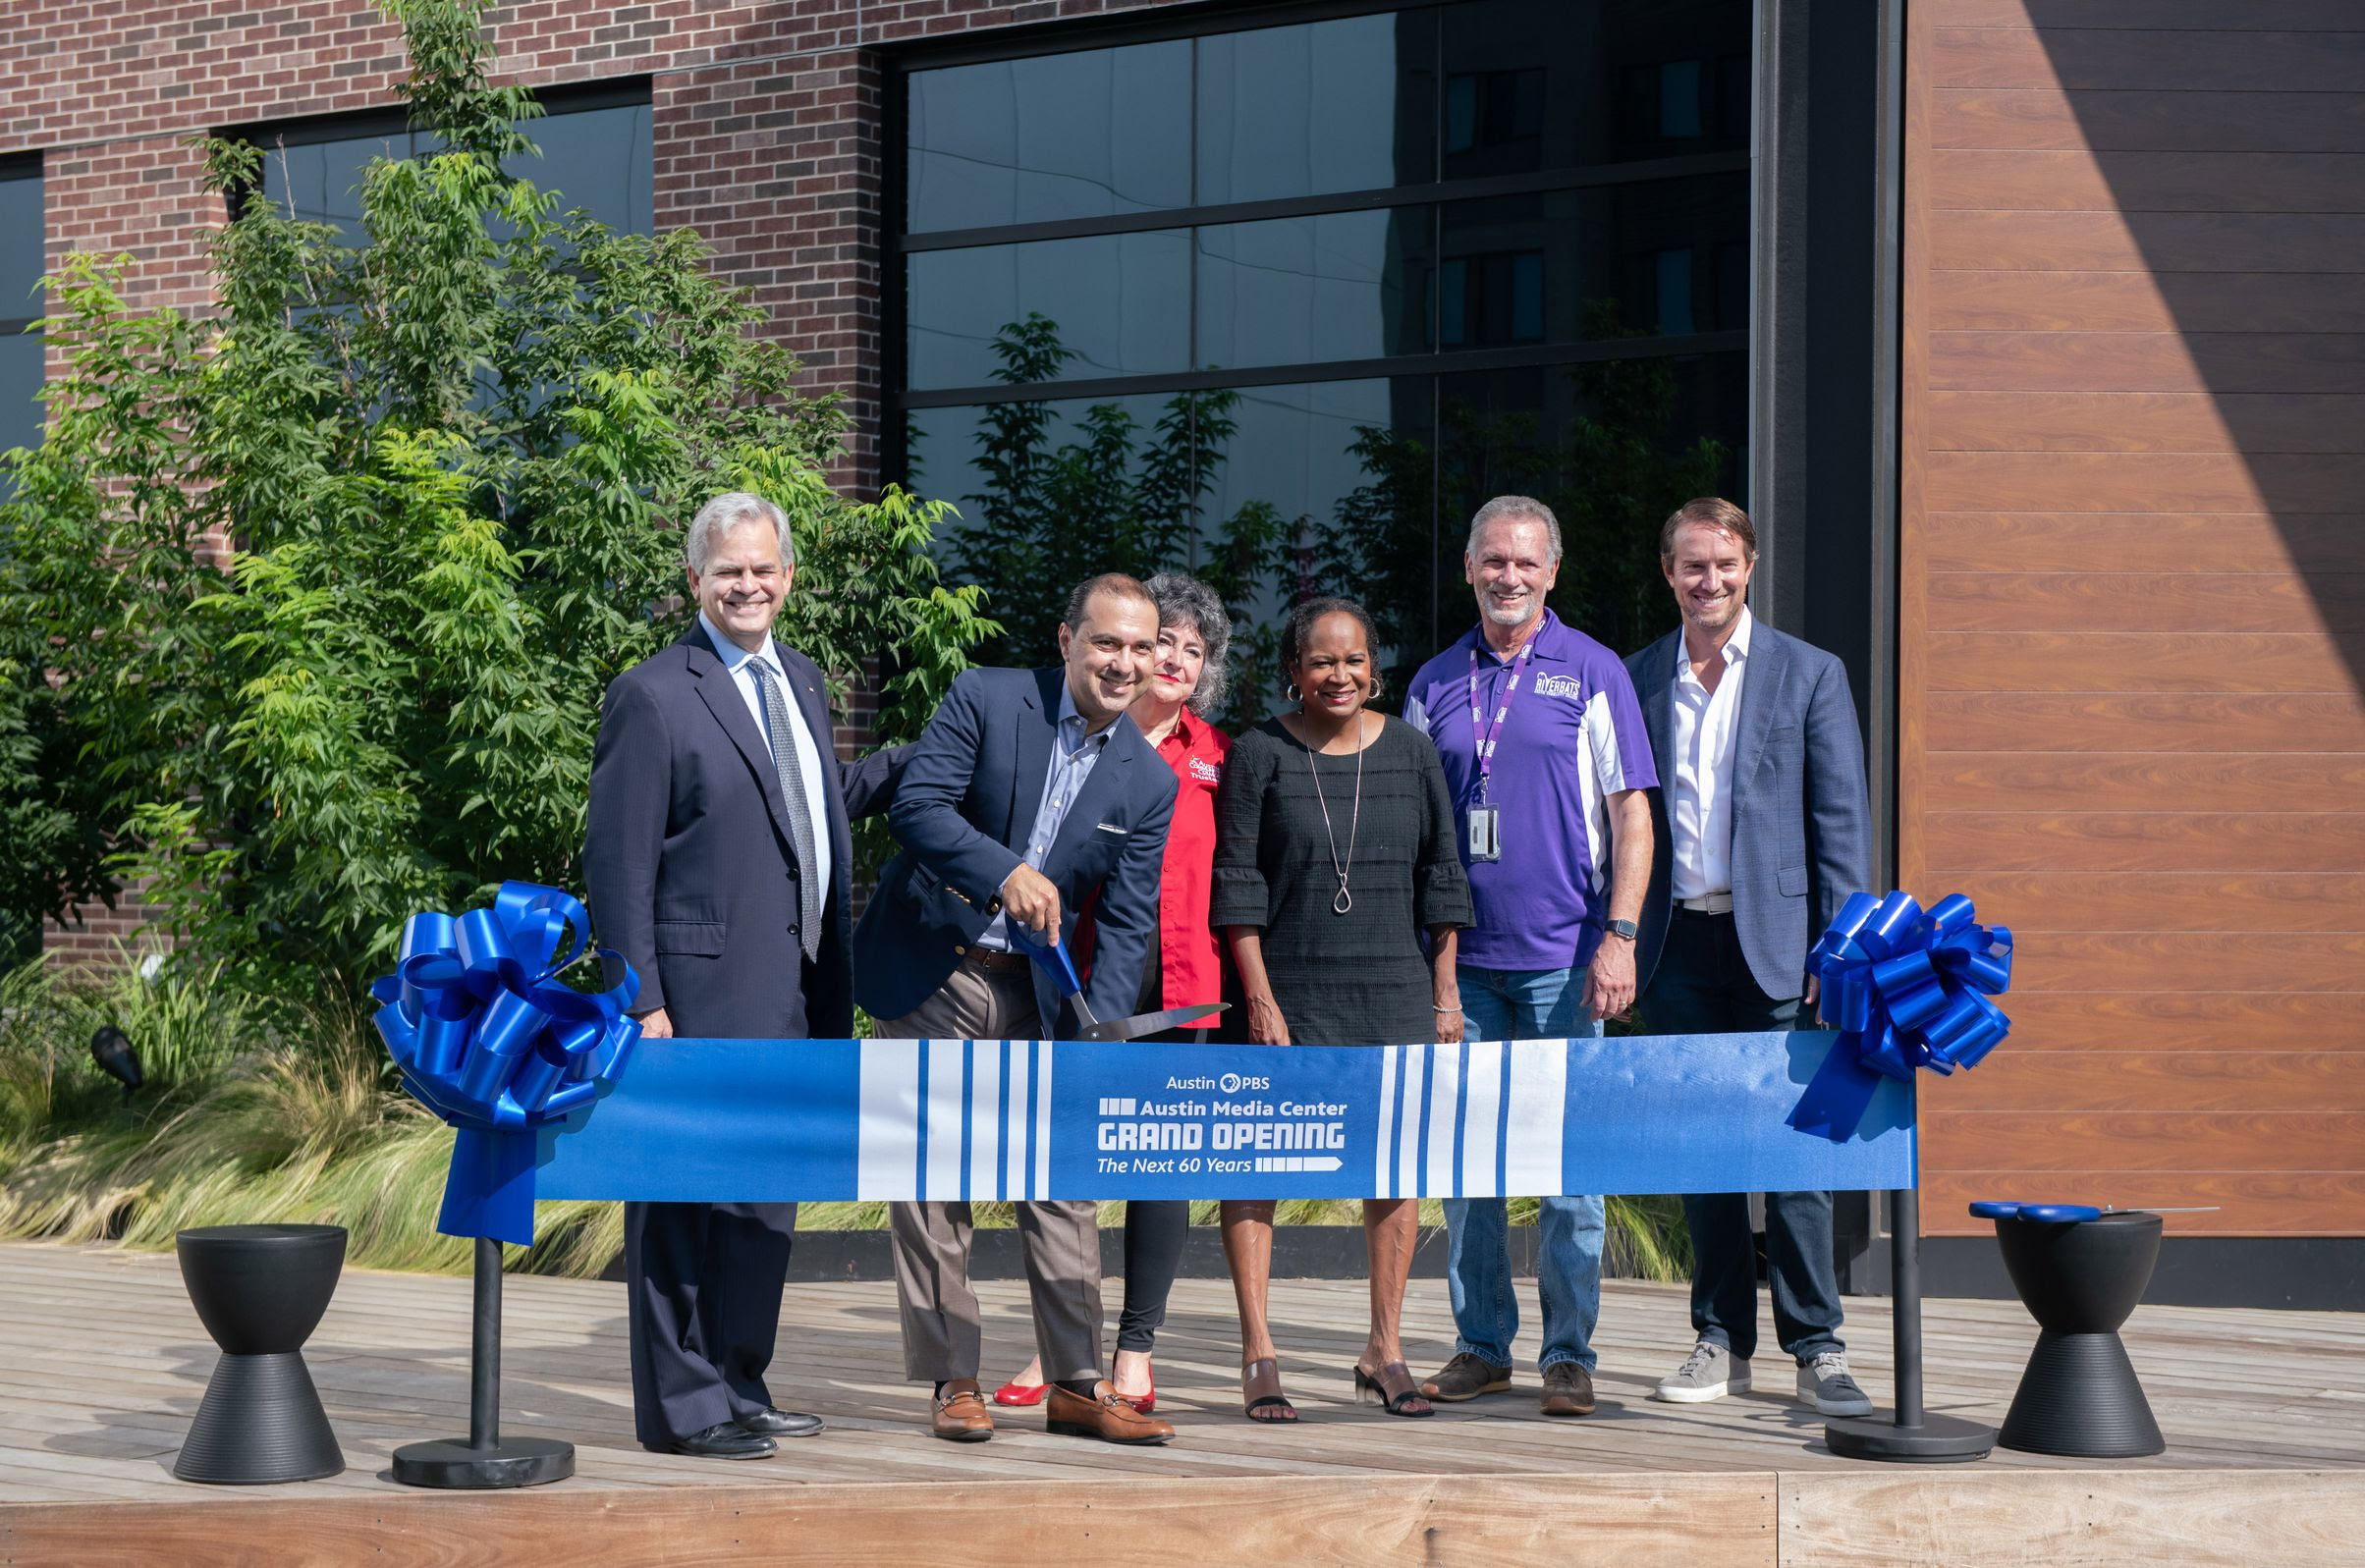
top-left (655, 1420), bottom-right (777, 1459)
top-left (739, 1407), bottom-right (824, 1438)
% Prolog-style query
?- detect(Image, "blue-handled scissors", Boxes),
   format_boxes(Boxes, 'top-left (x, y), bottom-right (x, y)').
top-left (1007, 925), bottom-right (1226, 1041)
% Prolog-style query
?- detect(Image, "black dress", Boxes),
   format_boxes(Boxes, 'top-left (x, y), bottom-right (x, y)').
top-left (1210, 715), bottom-right (1472, 1048)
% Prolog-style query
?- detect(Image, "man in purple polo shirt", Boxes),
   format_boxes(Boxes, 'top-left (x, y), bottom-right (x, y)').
top-left (1402, 494), bottom-right (1655, 1418)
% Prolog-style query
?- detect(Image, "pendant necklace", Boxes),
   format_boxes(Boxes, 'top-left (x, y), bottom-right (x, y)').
top-left (1303, 713), bottom-right (1365, 915)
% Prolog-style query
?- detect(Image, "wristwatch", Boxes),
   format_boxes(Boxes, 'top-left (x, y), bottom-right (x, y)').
top-left (1605, 918), bottom-right (1640, 942)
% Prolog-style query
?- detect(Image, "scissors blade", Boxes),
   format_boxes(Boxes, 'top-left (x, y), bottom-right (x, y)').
top-left (1077, 1001), bottom-right (1228, 1042)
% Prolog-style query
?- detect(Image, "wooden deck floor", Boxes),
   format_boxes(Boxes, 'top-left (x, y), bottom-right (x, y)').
top-left (1, 1240), bottom-right (2360, 1565)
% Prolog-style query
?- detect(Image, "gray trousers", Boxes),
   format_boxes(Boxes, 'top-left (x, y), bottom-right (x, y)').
top-left (882, 956), bottom-right (1103, 1384)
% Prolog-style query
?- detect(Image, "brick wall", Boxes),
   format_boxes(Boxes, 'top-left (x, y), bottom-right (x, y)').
top-left (5, 1), bottom-right (1196, 957)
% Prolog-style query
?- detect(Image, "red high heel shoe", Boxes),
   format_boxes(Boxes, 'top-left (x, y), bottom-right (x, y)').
top-left (991, 1378), bottom-right (1048, 1407)
top-left (1116, 1365), bottom-right (1156, 1415)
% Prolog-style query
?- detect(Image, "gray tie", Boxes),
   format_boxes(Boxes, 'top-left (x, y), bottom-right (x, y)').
top-left (750, 660), bottom-right (823, 962)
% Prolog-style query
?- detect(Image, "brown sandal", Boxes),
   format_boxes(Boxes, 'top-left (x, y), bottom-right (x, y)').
top-left (1241, 1358), bottom-right (1299, 1423)
top-left (1352, 1360), bottom-right (1433, 1417)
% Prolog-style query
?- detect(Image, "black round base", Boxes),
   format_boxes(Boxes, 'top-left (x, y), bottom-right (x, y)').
top-left (391, 1435), bottom-right (574, 1489)
top-left (2000, 1330), bottom-right (2165, 1457)
top-left (1825, 1411), bottom-right (1998, 1464)
top-left (175, 1351), bottom-right (345, 1485)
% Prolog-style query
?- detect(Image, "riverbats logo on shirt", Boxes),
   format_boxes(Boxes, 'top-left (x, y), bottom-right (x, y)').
top-left (1189, 756), bottom-right (1222, 784)
top-left (1533, 673), bottom-right (1586, 701)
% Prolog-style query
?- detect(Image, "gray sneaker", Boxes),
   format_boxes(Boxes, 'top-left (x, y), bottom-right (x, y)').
top-left (1653, 1340), bottom-right (1751, 1403)
top-left (1797, 1351), bottom-right (1873, 1416)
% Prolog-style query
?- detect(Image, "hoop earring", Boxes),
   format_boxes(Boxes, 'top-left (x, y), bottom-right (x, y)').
top-left (1284, 682), bottom-right (1303, 704)
top-left (1368, 675), bottom-right (1386, 701)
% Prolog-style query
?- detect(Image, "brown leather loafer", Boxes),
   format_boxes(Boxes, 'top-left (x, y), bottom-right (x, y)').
top-left (1046, 1379), bottom-right (1176, 1445)
top-left (1421, 1351), bottom-right (1512, 1402)
top-left (932, 1379), bottom-right (995, 1442)
top-left (1540, 1362), bottom-right (1596, 1418)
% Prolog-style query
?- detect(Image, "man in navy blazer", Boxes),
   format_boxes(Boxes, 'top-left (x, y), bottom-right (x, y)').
top-left (584, 492), bottom-right (905, 1461)
top-left (1622, 497), bottom-right (1877, 1420)
top-left (854, 572), bottom-right (1178, 1446)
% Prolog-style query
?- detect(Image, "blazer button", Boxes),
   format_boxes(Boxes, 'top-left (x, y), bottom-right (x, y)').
top-left (788, 923), bottom-right (799, 939)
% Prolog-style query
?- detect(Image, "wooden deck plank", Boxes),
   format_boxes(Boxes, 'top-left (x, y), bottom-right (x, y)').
top-left (0, 1242), bottom-right (2358, 1564)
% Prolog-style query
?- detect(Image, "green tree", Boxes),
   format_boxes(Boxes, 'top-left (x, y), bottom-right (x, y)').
top-left (0, 0), bottom-right (992, 1006)
top-left (944, 316), bottom-right (1293, 722)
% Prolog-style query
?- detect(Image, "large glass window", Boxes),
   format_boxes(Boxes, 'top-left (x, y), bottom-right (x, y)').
top-left (250, 88), bottom-right (653, 239)
top-left (0, 162), bottom-right (42, 463)
top-left (898, 1), bottom-right (1751, 701)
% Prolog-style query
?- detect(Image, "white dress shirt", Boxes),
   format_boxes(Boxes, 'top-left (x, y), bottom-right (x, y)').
top-left (699, 610), bottom-right (830, 898)
top-left (1668, 605), bottom-right (1753, 899)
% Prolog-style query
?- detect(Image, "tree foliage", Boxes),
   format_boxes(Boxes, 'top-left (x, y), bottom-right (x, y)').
top-left (0, 0), bottom-right (992, 999)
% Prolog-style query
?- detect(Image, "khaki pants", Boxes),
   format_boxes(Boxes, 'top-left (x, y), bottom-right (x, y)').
top-left (881, 956), bottom-right (1103, 1383)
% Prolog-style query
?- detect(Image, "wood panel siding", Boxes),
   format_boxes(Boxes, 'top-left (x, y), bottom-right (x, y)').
top-left (1900, 4), bottom-right (2365, 1236)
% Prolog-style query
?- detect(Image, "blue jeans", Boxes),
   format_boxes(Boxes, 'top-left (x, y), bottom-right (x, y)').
top-left (1641, 910), bottom-right (1844, 1363)
top-left (1442, 964), bottom-right (1605, 1373)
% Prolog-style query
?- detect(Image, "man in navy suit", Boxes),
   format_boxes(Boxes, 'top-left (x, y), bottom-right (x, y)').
top-left (1623, 497), bottom-right (1877, 1419)
top-left (855, 573), bottom-right (1179, 1447)
top-left (584, 492), bottom-right (904, 1460)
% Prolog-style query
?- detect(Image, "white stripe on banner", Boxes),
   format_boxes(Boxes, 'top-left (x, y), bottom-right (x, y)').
top-left (1397, 1044), bottom-right (1428, 1199)
top-left (1425, 1042), bottom-right (1462, 1200)
top-left (1459, 1040), bottom-right (1506, 1199)
top-left (1503, 1039), bottom-right (1568, 1196)
top-left (1032, 1040), bottom-right (1054, 1201)
top-left (969, 1041), bottom-right (1002, 1202)
top-left (1006, 1041), bottom-right (1031, 1202)
top-left (857, 1038), bottom-right (920, 1200)
top-left (924, 1040), bottom-right (965, 1204)
top-left (1374, 1046), bottom-right (1401, 1198)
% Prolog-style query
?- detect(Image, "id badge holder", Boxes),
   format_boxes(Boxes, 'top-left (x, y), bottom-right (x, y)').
top-left (1466, 804), bottom-right (1502, 862)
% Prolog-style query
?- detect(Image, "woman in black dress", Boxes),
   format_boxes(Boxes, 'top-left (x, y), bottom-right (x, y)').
top-left (1211, 597), bottom-right (1471, 1421)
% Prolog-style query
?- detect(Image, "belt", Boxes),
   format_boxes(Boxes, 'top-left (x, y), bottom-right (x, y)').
top-left (954, 946), bottom-right (1033, 975)
top-left (1676, 892), bottom-right (1735, 915)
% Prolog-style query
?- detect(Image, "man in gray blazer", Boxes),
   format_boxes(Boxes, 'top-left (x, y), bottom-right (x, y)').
top-left (584, 492), bottom-right (904, 1460)
top-left (1622, 497), bottom-right (1876, 1419)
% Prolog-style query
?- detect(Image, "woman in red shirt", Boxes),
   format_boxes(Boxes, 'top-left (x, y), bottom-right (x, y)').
top-left (993, 572), bottom-right (1233, 1415)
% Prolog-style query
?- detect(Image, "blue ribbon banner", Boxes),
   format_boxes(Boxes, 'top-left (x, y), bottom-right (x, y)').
top-left (532, 1032), bottom-right (1915, 1204)
top-left (1789, 890), bottom-right (2012, 1144)
top-left (369, 882), bottom-right (642, 1245)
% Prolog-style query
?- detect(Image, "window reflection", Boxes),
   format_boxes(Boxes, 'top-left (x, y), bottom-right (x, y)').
top-left (907, 232), bottom-right (1190, 390)
top-left (895, 0), bottom-right (1755, 705)
top-left (0, 168), bottom-right (42, 462)
top-left (1196, 13), bottom-right (1434, 204)
top-left (1439, 0), bottom-right (1751, 178)
top-left (1440, 176), bottom-right (1746, 349)
top-left (1195, 211), bottom-right (1430, 370)
top-left (255, 101), bottom-right (654, 241)
top-left (908, 42), bottom-right (1191, 232)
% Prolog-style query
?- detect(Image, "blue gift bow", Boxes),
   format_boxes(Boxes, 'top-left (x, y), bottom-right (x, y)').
top-left (1787, 890), bottom-right (2012, 1143)
top-left (368, 881), bottom-right (642, 1245)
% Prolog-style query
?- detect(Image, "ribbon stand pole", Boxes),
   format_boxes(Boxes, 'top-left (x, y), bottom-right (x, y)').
top-left (391, 1238), bottom-right (574, 1488)
top-left (1825, 1187), bottom-right (1996, 1462)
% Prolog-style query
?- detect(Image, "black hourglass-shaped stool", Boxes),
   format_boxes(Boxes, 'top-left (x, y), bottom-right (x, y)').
top-left (1993, 1210), bottom-right (2166, 1457)
top-left (174, 1224), bottom-right (348, 1484)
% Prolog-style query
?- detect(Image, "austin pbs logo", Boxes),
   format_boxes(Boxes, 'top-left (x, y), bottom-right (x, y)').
top-left (1218, 1072), bottom-right (1271, 1094)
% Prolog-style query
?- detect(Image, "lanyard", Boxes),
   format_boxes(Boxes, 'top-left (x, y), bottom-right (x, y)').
top-left (1466, 634), bottom-right (1539, 804)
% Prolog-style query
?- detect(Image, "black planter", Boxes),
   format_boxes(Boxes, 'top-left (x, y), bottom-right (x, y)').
top-left (1994, 1210), bottom-right (2166, 1457)
top-left (173, 1223), bottom-right (348, 1484)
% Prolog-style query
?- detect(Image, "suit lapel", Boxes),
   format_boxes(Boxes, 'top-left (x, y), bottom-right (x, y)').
top-left (1731, 622), bottom-right (1787, 792)
top-left (1642, 630), bottom-right (1678, 774)
top-left (686, 622), bottom-right (794, 845)
top-left (1008, 668), bottom-right (1062, 844)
